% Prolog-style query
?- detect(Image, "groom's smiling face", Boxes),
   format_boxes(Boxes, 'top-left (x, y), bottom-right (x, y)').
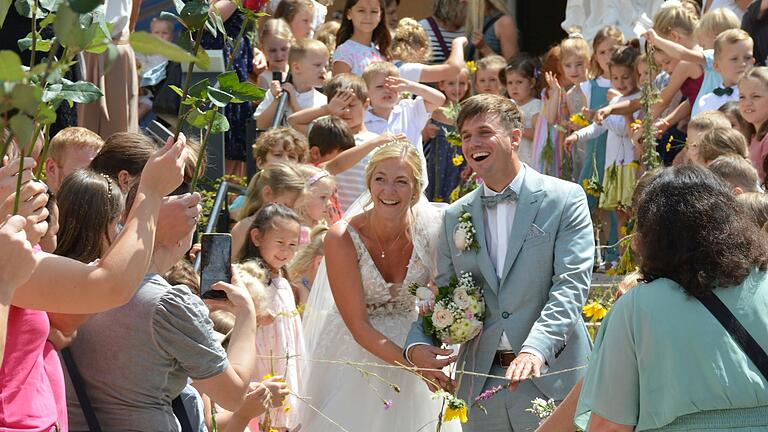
top-left (460, 114), bottom-right (522, 191)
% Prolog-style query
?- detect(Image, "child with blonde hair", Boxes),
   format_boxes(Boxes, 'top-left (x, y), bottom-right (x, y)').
top-left (287, 225), bottom-right (328, 306)
top-left (390, 17), bottom-right (468, 84)
top-left (274, 0), bottom-right (314, 39)
top-left (473, 54), bottom-right (506, 95)
top-left (696, 126), bottom-right (750, 165)
top-left (256, 18), bottom-right (295, 90)
top-left (295, 164), bottom-right (337, 229)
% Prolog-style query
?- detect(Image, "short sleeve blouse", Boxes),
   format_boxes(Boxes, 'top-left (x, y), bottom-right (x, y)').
top-left (332, 40), bottom-right (385, 76)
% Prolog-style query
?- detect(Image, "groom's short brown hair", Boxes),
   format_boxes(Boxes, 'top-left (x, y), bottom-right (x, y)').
top-left (456, 94), bottom-right (523, 133)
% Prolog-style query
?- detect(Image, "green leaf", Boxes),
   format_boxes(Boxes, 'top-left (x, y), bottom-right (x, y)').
top-left (217, 71), bottom-right (265, 101)
top-left (38, 11), bottom-right (55, 27)
top-left (195, 48), bottom-right (209, 71)
top-left (37, 103), bottom-right (57, 124)
top-left (0, 0), bottom-right (11, 28)
top-left (168, 85), bottom-right (184, 97)
top-left (9, 114), bottom-right (34, 150)
top-left (186, 108), bottom-right (229, 132)
top-left (179, 0), bottom-right (209, 31)
top-left (0, 51), bottom-right (24, 82)
top-left (188, 78), bottom-right (209, 99)
top-left (211, 8), bottom-right (225, 38)
top-left (13, 0), bottom-right (32, 18)
top-left (54, 3), bottom-right (87, 50)
top-left (17, 35), bottom-right (54, 53)
top-left (68, 0), bottom-right (100, 13)
top-left (207, 86), bottom-right (236, 107)
top-left (129, 31), bottom-right (197, 64)
top-left (43, 80), bottom-right (102, 103)
top-left (159, 10), bottom-right (185, 28)
top-left (172, 0), bottom-right (184, 14)
top-left (38, 0), bottom-right (55, 11)
top-left (10, 84), bottom-right (41, 115)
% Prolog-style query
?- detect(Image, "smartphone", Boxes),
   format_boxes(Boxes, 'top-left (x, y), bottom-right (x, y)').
top-left (200, 233), bottom-right (231, 299)
top-left (272, 71), bottom-right (283, 83)
top-left (146, 120), bottom-right (174, 146)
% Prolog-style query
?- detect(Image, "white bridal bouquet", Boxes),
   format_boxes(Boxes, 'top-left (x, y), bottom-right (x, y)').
top-left (409, 272), bottom-right (486, 344)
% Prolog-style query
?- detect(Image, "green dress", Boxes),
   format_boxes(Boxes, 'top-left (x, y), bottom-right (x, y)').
top-left (575, 269), bottom-right (768, 431)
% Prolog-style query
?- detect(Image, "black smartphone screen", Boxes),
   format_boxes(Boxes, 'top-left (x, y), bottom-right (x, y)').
top-left (200, 233), bottom-right (232, 299)
top-left (272, 71), bottom-right (283, 83)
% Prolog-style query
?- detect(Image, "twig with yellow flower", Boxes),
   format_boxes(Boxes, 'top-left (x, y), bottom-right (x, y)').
top-left (639, 45), bottom-right (663, 169)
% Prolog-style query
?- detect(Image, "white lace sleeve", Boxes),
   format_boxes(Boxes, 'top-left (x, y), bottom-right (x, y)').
top-left (409, 198), bottom-right (444, 277)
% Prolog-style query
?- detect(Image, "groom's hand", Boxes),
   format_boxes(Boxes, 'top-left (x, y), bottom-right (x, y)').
top-left (505, 353), bottom-right (543, 392)
top-left (407, 345), bottom-right (457, 392)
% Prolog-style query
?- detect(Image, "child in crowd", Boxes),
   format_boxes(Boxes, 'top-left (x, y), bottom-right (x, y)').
top-left (237, 204), bottom-right (305, 432)
top-left (332, 0), bottom-right (390, 75)
top-left (295, 164), bottom-right (338, 229)
top-left (423, 67), bottom-right (471, 202)
top-left (720, 100), bottom-right (755, 139)
top-left (255, 39), bottom-right (329, 128)
top-left (136, 16), bottom-right (176, 123)
top-left (695, 29), bottom-right (754, 112)
top-left (737, 192), bottom-right (768, 230)
top-left (695, 127), bottom-right (749, 165)
top-left (274, 0), bottom-right (314, 39)
top-left (389, 18), bottom-right (468, 83)
top-left (315, 20), bottom-right (340, 55)
top-left (256, 19), bottom-right (295, 90)
top-left (567, 43), bottom-right (641, 229)
top-left (252, 127), bottom-right (309, 168)
top-left (501, 54), bottom-right (542, 166)
top-left (575, 26), bottom-right (622, 206)
top-left (307, 115), bottom-right (356, 165)
top-left (677, 109), bottom-right (732, 165)
top-left (289, 74), bottom-right (380, 210)
top-left (231, 163), bottom-right (307, 260)
top-left (531, 45), bottom-right (565, 176)
top-left (709, 154), bottom-right (761, 194)
top-left (738, 66), bottom-right (768, 181)
top-left (287, 225), bottom-right (328, 307)
top-left (649, 5), bottom-right (702, 122)
top-left (44, 127), bottom-right (104, 193)
top-left (473, 55), bottom-right (506, 95)
top-left (643, 8), bottom-right (741, 118)
top-left (362, 61), bottom-right (446, 188)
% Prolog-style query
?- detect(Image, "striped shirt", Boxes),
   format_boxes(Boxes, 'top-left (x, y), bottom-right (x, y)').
top-left (418, 18), bottom-right (465, 64)
top-left (335, 131), bottom-right (379, 211)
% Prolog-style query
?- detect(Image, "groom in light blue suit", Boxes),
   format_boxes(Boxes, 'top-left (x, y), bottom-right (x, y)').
top-left (406, 94), bottom-right (594, 431)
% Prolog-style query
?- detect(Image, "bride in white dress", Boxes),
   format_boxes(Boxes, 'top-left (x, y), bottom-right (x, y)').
top-left (300, 142), bottom-right (461, 432)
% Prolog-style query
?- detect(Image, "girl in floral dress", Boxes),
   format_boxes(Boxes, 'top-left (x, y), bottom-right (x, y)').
top-left (332, 0), bottom-right (391, 76)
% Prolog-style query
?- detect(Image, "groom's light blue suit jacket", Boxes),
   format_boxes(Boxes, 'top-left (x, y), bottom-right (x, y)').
top-left (406, 167), bottom-right (595, 402)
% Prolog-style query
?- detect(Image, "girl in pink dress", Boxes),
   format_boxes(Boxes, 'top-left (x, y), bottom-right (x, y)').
top-left (237, 204), bottom-right (305, 432)
top-left (739, 67), bottom-right (768, 184)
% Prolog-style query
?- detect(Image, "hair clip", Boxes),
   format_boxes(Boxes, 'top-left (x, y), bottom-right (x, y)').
top-left (533, 67), bottom-right (542, 78)
top-left (101, 173), bottom-right (113, 199)
top-left (307, 170), bottom-right (330, 186)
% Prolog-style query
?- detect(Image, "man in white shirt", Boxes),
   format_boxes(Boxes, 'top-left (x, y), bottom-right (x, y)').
top-left (405, 94), bottom-right (594, 431)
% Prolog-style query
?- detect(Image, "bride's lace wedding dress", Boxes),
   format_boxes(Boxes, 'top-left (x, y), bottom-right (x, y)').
top-left (300, 207), bottom-right (461, 432)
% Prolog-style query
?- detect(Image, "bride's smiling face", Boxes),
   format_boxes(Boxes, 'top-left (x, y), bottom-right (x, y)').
top-left (369, 157), bottom-right (417, 215)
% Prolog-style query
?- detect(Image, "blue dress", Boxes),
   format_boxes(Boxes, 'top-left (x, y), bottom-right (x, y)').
top-left (201, 12), bottom-right (254, 162)
top-left (424, 119), bottom-right (465, 202)
top-left (577, 79), bottom-right (609, 210)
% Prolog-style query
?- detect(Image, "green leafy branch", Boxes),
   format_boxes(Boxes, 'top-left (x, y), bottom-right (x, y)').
top-left (129, 0), bottom-right (266, 192)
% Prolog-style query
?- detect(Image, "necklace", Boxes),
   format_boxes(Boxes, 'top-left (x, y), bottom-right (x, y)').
top-left (371, 224), bottom-right (404, 259)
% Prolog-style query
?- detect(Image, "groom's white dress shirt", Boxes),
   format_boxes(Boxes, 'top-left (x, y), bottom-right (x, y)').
top-left (483, 164), bottom-right (547, 367)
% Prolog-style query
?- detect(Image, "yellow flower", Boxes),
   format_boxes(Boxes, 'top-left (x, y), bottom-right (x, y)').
top-left (269, 429), bottom-right (279, 432)
top-left (632, 119), bottom-right (642, 126)
top-left (666, 141), bottom-right (671, 152)
top-left (452, 154), bottom-right (464, 166)
top-left (619, 225), bottom-right (627, 236)
top-left (569, 113), bottom-right (590, 128)
top-left (449, 187), bottom-right (460, 203)
top-left (628, 161), bottom-right (641, 170)
top-left (262, 373), bottom-right (273, 380)
top-left (582, 179), bottom-right (589, 189)
top-left (466, 61), bottom-right (477, 73)
top-left (444, 405), bottom-right (468, 423)
top-left (583, 301), bottom-right (608, 320)
top-left (283, 405), bottom-right (291, 413)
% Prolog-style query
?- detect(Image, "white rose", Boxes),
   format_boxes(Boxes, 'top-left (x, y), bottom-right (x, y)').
top-left (453, 226), bottom-right (468, 250)
top-left (431, 304), bottom-right (455, 330)
top-left (466, 319), bottom-right (483, 340)
top-left (415, 286), bottom-right (435, 301)
top-left (452, 288), bottom-right (471, 309)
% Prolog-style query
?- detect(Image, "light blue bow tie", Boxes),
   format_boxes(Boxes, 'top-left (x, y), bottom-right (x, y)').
top-left (481, 187), bottom-right (518, 208)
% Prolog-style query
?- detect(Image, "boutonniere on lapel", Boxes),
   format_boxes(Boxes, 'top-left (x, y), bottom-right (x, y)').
top-left (454, 206), bottom-right (480, 252)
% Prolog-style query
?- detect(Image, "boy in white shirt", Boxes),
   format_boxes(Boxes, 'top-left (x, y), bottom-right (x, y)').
top-left (361, 62), bottom-right (445, 191)
top-left (696, 29), bottom-right (755, 113)
top-left (255, 38), bottom-right (329, 128)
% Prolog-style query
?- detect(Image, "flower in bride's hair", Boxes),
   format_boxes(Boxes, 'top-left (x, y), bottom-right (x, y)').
top-left (452, 288), bottom-right (471, 309)
top-left (432, 304), bottom-right (455, 329)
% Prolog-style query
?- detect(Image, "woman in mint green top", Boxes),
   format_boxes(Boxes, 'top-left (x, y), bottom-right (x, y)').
top-left (575, 166), bottom-right (768, 431)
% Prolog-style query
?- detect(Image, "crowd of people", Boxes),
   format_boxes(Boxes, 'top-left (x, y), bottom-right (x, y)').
top-left (2, 0), bottom-right (768, 431)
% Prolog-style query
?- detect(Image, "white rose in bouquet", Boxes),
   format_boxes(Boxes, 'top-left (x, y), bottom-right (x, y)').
top-left (452, 288), bottom-right (471, 309)
top-left (466, 319), bottom-right (483, 339)
top-left (432, 303), bottom-right (455, 330)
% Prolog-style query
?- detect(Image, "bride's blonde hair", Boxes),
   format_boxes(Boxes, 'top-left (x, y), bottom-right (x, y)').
top-left (364, 140), bottom-right (424, 207)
